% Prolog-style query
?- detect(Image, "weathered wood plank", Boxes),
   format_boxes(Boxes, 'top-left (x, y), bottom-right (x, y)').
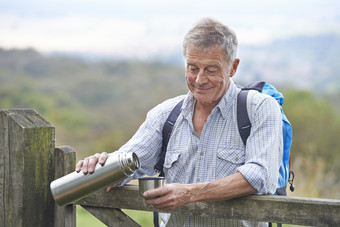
top-left (76, 184), bottom-right (340, 226)
top-left (82, 206), bottom-right (141, 227)
top-left (0, 109), bottom-right (9, 227)
top-left (76, 185), bottom-right (155, 211)
top-left (0, 109), bottom-right (56, 227)
top-left (54, 146), bottom-right (77, 227)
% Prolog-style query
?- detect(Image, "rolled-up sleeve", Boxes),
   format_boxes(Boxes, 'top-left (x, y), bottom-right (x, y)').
top-left (237, 94), bottom-right (283, 194)
top-left (115, 96), bottom-right (185, 186)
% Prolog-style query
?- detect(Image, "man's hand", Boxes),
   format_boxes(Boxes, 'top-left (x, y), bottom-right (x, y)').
top-left (143, 183), bottom-right (193, 211)
top-left (75, 152), bottom-right (109, 174)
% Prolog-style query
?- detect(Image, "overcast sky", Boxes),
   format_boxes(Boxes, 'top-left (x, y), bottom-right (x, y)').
top-left (1, 0), bottom-right (339, 58)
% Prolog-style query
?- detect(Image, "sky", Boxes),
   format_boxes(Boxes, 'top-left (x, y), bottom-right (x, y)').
top-left (1, 0), bottom-right (340, 59)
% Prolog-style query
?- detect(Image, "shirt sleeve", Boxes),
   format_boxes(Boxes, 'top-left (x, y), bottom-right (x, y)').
top-left (115, 96), bottom-right (185, 185)
top-left (237, 93), bottom-right (283, 194)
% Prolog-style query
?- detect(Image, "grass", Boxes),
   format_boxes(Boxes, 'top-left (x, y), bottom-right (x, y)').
top-left (76, 206), bottom-right (106, 227)
top-left (76, 205), bottom-right (154, 227)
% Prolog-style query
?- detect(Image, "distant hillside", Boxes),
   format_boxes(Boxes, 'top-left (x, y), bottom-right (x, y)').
top-left (238, 34), bottom-right (340, 93)
top-left (0, 48), bottom-right (187, 157)
top-left (48, 34), bottom-right (340, 94)
top-left (1, 43), bottom-right (340, 199)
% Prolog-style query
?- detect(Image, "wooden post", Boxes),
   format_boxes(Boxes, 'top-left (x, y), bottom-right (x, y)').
top-left (0, 109), bottom-right (56, 227)
top-left (54, 146), bottom-right (77, 227)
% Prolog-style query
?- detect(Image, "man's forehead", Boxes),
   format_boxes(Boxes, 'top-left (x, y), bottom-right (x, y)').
top-left (185, 46), bottom-right (228, 66)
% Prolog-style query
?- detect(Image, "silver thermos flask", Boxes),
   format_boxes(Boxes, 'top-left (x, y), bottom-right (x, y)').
top-left (50, 152), bottom-right (140, 206)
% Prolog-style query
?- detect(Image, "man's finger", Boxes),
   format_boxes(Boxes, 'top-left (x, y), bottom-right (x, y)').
top-left (88, 154), bottom-right (100, 173)
top-left (105, 182), bottom-right (121, 192)
top-left (82, 157), bottom-right (90, 174)
top-left (75, 160), bottom-right (84, 173)
top-left (143, 185), bottom-right (167, 198)
top-left (144, 194), bottom-right (173, 211)
top-left (99, 152), bottom-right (108, 165)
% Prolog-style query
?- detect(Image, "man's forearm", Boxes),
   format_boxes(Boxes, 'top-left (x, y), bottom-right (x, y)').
top-left (143, 172), bottom-right (257, 211)
top-left (187, 172), bottom-right (257, 203)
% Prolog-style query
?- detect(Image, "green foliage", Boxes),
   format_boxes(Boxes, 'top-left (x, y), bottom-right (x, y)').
top-left (283, 90), bottom-right (340, 199)
top-left (0, 48), bottom-right (187, 160)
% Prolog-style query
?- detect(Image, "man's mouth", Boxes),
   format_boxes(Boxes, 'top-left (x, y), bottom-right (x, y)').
top-left (196, 86), bottom-right (211, 92)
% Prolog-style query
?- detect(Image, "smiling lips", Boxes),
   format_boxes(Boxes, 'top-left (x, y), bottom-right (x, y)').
top-left (195, 86), bottom-right (213, 92)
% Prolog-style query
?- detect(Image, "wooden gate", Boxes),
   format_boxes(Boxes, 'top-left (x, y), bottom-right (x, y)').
top-left (1, 109), bottom-right (339, 227)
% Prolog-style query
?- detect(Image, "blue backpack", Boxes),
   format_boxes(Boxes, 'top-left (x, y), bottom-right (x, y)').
top-left (154, 81), bottom-right (295, 195)
top-left (236, 81), bottom-right (294, 195)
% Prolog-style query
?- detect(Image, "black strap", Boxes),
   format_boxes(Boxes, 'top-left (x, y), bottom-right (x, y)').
top-left (237, 90), bottom-right (251, 145)
top-left (153, 99), bottom-right (184, 227)
top-left (154, 99), bottom-right (184, 176)
top-left (153, 212), bottom-right (160, 227)
top-left (242, 81), bottom-right (265, 92)
top-left (236, 81), bottom-right (266, 145)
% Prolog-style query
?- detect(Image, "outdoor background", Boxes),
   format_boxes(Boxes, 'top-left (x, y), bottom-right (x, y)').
top-left (1, 0), bottom-right (340, 226)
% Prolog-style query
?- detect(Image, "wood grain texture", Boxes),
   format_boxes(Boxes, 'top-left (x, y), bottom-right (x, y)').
top-left (0, 109), bottom-right (55, 227)
top-left (54, 146), bottom-right (77, 227)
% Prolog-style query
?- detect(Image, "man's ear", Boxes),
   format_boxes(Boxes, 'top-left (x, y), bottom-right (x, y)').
top-left (230, 58), bottom-right (240, 78)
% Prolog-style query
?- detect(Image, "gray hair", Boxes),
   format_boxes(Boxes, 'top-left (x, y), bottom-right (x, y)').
top-left (183, 17), bottom-right (238, 64)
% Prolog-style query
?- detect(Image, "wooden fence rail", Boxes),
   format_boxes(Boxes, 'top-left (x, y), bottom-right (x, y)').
top-left (1, 108), bottom-right (340, 227)
top-left (76, 185), bottom-right (340, 227)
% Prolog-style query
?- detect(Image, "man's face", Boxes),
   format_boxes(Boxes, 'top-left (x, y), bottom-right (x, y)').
top-left (185, 45), bottom-right (239, 106)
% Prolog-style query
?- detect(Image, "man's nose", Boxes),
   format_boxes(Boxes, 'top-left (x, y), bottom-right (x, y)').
top-left (195, 70), bottom-right (208, 84)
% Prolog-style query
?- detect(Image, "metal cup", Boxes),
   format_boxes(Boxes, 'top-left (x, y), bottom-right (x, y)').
top-left (50, 152), bottom-right (140, 206)
top-left (138, 177), bottom-right (165, 199)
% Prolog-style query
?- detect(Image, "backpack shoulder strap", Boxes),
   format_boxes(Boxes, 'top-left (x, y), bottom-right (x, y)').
top-left (154, 99), bottom-right (184, 176)
top-left (242, 81), bottom-right (266, 92)
top-left (237, 89), bottom-right (251, 145)
top-left (237, 81), bottom-right (266, 145)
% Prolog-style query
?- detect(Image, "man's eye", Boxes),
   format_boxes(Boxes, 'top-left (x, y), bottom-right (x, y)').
top-left (207, 69), bottom-right (217, 74)
top-left (188, 66), bottom-right (199, 73)
top-left (206, 68), bottom-right (218, 75)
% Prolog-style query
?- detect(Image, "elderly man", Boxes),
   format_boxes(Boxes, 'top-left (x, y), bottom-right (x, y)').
top-left (76, 17), bottom-right (283, 226)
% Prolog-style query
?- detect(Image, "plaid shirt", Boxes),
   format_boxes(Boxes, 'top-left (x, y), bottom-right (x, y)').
top-left (117, 80), bottom-right (283, 226)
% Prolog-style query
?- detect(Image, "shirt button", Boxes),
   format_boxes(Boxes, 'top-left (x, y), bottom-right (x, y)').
top-left (197, 178), bottom-right (200, 182)
top-left (235, 157), bottom-right (239, 161)
top-left (200, 152), bottom-right (204, 156)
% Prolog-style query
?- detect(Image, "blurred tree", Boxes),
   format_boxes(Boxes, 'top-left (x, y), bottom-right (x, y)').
top-left (284, 90), bottom-right (340, 199)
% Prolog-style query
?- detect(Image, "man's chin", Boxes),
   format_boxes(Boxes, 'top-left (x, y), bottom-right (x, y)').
top-left (193, 93), bottom-right (212, 103)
